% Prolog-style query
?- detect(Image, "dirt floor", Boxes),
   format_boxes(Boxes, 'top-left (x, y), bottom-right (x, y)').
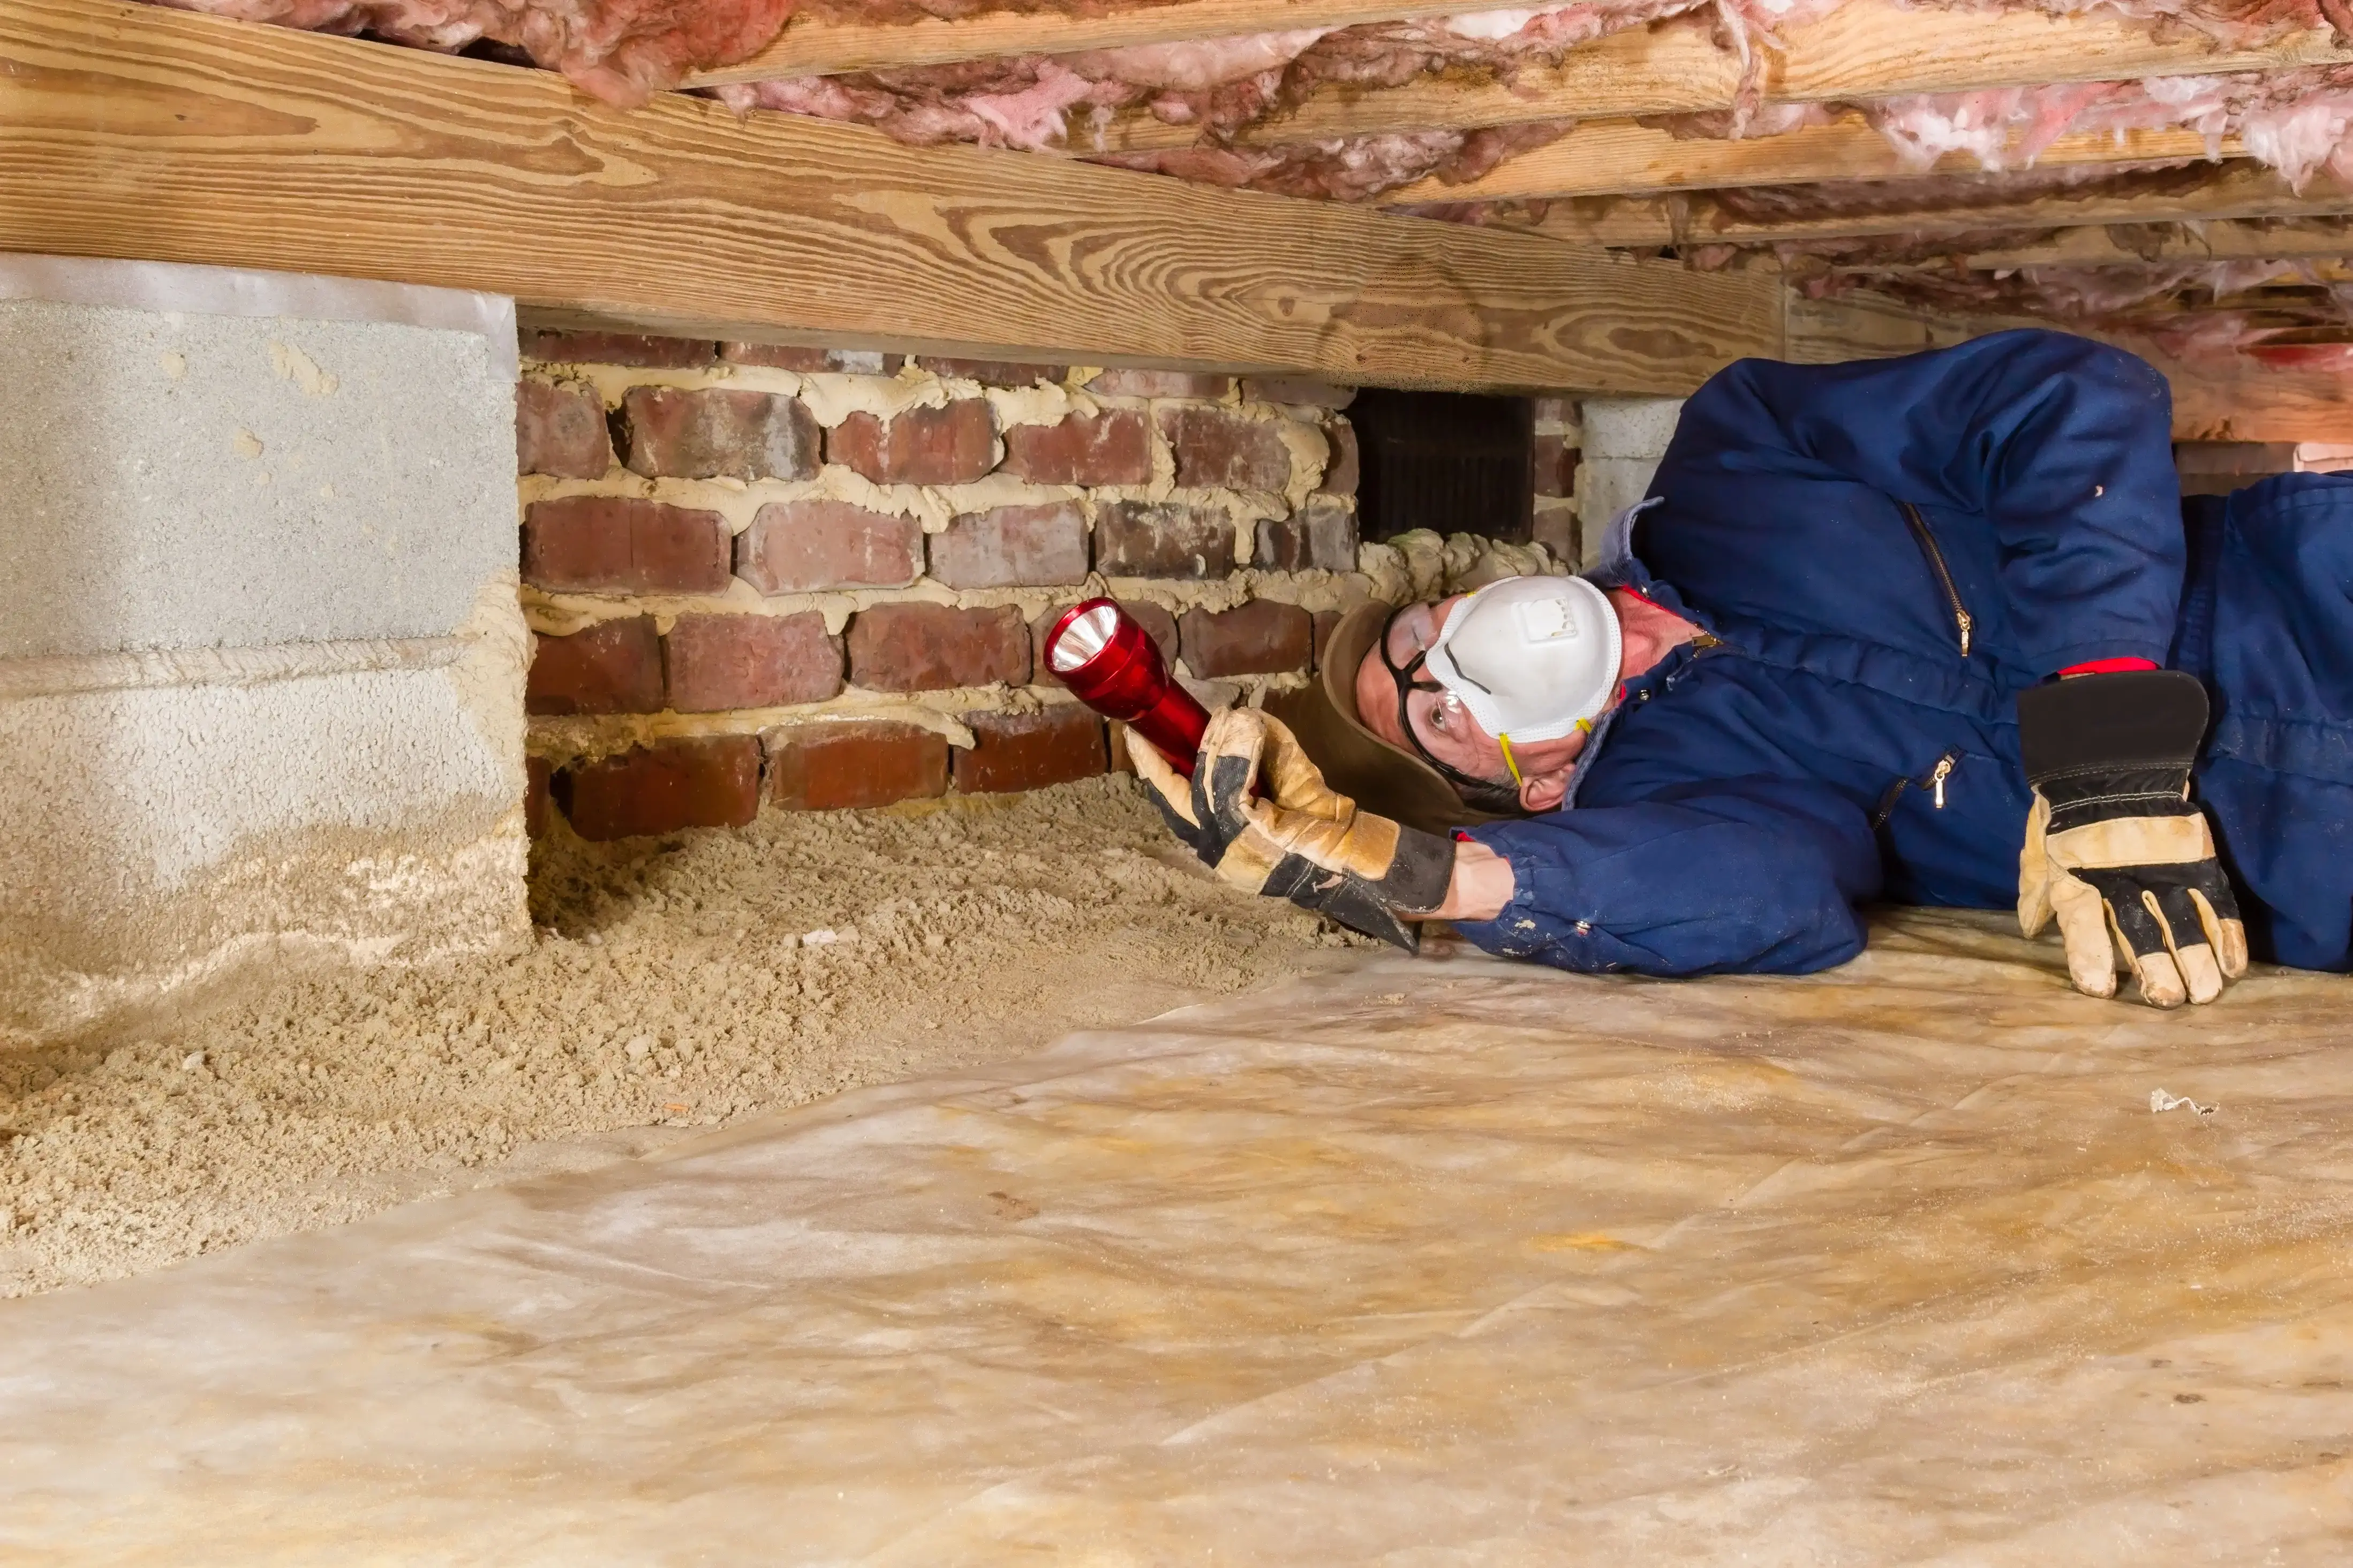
top-left (0, 778), bottom-right (1362, 1296)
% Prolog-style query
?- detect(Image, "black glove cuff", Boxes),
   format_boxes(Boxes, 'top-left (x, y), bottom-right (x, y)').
top-left (2041, 766), bottom-right (2199, 831)
top-left (1373, 824), bottom-right (1459, 918)
top-left (2018, 669), bottom-right (2208, 791)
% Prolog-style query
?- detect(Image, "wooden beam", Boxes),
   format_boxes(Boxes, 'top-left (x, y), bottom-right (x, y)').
top-left (1781, 290), bottom-right (2003, 365)
top-left (0, 0), bottom-right (1781, 396)
top-left (1203, 0), bottom-right (2353, 148)
top-left (685, 0), bottom-right (1460, 86)
top-left (1833, 220), bottom-right (2353, 273)
top-left (1522, 163), bottom-right (2353, 250)
top-left (1381, 116), bottom-right (2241, 206)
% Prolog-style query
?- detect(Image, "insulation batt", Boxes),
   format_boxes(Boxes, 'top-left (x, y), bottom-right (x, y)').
top-left (1854, 66), bottom-right (2353, 187)
top-left (151, 0), bottom-right (2353, 192)
top-left (156, 0), bottom-right (794, 104)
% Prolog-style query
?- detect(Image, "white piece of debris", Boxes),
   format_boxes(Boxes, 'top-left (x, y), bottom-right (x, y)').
top-left (801, 929), bottom-right (848, 947)
top-left (2150, 1089), bottom-right (2219, 1117)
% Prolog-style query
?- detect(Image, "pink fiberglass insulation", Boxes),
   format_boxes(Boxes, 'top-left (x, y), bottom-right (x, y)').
top-left (1095, 120), bottom-right (1579, 200)
top-left (706, 27), bottom-right (1341, 150)
top-left (1853, 67), bottom-right (2353, 187)
top-left (155, 0), bottom-right (795, 103)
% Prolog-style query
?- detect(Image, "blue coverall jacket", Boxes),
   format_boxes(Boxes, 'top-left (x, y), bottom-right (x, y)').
top-left (1455, 329), bottom-right (2353, 978)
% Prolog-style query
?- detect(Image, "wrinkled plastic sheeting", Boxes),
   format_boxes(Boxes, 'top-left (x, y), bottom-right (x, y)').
top-left (3, 910), bottom-right (2351, 1563)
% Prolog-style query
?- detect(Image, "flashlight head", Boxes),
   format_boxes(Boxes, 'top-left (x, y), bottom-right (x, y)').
top-left (1042, 597), bottom-right (1210, 776)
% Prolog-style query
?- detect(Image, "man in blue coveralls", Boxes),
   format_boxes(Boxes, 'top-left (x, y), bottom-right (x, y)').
top-left (1130, 329), bottom-right (2353, 1010)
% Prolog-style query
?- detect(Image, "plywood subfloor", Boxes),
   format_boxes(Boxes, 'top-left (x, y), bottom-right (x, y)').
top-left (3, 911), bottom-right (2349, 1562)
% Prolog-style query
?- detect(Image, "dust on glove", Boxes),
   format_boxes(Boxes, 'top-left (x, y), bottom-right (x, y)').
top-left (2017, 669), bottom-right (2248, 1008)
top-left (1133, 708), bottom-right (1455, 950)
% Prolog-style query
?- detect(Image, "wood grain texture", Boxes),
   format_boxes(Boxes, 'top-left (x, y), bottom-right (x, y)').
top-left (686, 0), bottom-right (1464, 84)
top-left (1790, 290), bottom-right (2353, 441)
top-left (1524, 163), bottom-right (2353, 249)
top-left (1228, 0), bottom-right (2353, 143)
top-left (0, 0), bottom-right (1781, 395)
top-left (1781, 291), bottom-right (1997, 365)
top-left (2160, 349), bottom-right (2353, 440)
top-left (1836, 220), bottom-right (2353, 272)
top-left (1382, 117), bottom-right (2243, 205)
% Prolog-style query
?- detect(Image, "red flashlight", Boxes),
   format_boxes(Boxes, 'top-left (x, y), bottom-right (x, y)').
top-left (1043, 597), bottom-right (1211, 776)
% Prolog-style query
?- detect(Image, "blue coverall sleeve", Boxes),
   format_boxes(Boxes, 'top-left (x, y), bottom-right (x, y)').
top-left (1669, 328), bottom-right (2184, 675)
top-left (1451, 778), bottom-right (1882, 978)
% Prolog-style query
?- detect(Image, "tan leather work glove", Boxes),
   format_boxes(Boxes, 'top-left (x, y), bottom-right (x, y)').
top-left (1132, 708), bottom-right (1455, 950)
top-left (2017, 670), bottom-right (2249, 1008)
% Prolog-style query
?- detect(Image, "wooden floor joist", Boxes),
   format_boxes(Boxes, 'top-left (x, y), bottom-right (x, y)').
top-left (1521, 163), bottom-right (2353, 251)
top-left (1381, 116), bottom-right (2242, 206)
top-left (1832, 220), bottom-right (2353, 274)
top-left (684, 0), bottom-right (1460, 85)
top-left (1156, 0), bottom-right (2353, 150)
top-left (0, 0), bottom-right (1784, 395)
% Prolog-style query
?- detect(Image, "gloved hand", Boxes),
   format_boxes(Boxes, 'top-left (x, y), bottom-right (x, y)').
top-left (2017, 669), bottom-right (2248, 1008)
top-left (1130, 707), bottom-right (1457, 951)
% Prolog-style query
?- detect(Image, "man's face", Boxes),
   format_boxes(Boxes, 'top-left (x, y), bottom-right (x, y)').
top-left (1353, 594), bottom-right (1592, 810)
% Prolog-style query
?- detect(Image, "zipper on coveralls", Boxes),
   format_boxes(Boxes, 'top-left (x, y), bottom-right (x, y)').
top-left (1899, 502), bottom-right (1974, 658)
top-left (1872, 751), bottom-right (1961, 828)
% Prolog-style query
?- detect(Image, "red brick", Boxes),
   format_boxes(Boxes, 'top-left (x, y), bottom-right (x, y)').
top-left (665, 611), bottom-right (842, 713)
top-left (1241, 375), bottom-right (1356, 410)
top-left (1318, 422), bottom-right (1359, 498)
top-left (620, 387), bottom-right (818, 482)
top-left (524, 330), bottom-right (712, 369)
top-left (1180, 599), bottom-right (1314, 677)
top-left (516, 377), bottom-right (612, 479)
top-left (1530, 395), bottom-right (1579, 430)
top-left (720, 343), bottom-right (899, 375)
top-left (1532, 431), bottom-right (1579, 499)
top-left (929, 502), bottom-right (1088, 589)
top-left (526, 617), bottom-right (663, 715)
top-left (555, 737), bottom-right (762, 841)
top-left (952, 706), bottom-right (1107, 795)
top-left (1030, 597), bottom-right (1177, 690)
top-left (525, 755), bottom-right (552, 838)
top-left (1001, 410), bottom-right (1151, 486)
top-left (765, 721), bottom-right (948, 810)
top-left (1158, 406), bottom-right (1293, 493)
top-left (1311, 609), bottom-right (1341, 671)
top-left (1253, 496), bottom-right (1357, 573)
top-left (1093, 501), bottom-right (1232, 579)
top-left (848, 602), bottom-right (1029, 691)
top-left (521, 496), bottom-right (731, 594)
top-left (827, 402), bottom-right (997, 485)
top-left (1085, 369), bottom-right (1231, 399)
top-left (914, 357), bottom-right (1066, 385)
top-left (735, 500), bottom-right (922, 594)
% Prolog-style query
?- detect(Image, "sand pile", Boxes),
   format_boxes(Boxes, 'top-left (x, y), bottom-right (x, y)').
top-left (0, 778), bottom-right (1363, 1296)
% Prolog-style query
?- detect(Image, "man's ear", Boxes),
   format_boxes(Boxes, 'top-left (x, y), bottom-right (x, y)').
top-left (1518, 767), bottom-right (1573, 813)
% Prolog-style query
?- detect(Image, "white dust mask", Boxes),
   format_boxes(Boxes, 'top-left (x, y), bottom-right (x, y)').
top-left (1420, 576), bottom-right (1622, 760)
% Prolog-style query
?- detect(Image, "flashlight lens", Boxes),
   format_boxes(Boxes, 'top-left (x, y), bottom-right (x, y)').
top-left (1049, 603), bottom-right (1119, 673)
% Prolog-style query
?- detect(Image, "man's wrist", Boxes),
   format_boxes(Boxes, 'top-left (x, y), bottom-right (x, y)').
top-left (1429, 841), bottom-right (1515, 922)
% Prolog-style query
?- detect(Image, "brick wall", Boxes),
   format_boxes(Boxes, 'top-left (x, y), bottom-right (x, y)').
top-left (518, 332), bottom-right (1563, 840)
top-left (1530, 396), bottom-right (1582, 566)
